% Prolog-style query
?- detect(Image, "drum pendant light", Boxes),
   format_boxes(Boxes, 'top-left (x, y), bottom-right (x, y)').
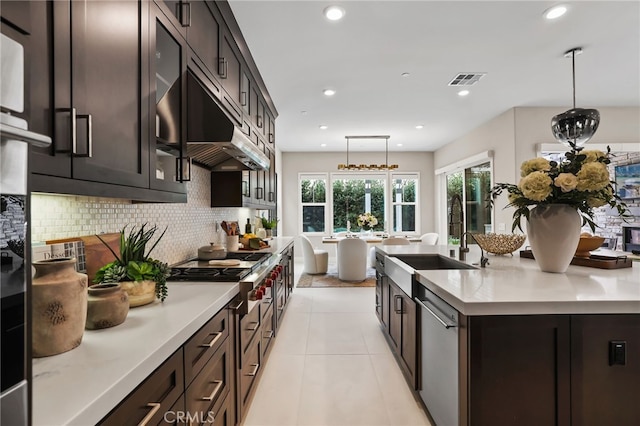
top-left (551, 47), bottom-right (600, 149)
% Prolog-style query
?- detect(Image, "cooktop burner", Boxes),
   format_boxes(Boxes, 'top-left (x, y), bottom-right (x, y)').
top-left (168, 267), bottom-right (252, 282)
top-left (167, 251), bottom-right (273, 282)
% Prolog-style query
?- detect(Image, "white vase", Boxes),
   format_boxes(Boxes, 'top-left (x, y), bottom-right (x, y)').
top-left (526, 204), bottom-right (581, 273)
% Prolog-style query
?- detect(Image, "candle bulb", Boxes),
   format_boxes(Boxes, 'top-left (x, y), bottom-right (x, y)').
top-left (347, 220), bottom-right (351, 231)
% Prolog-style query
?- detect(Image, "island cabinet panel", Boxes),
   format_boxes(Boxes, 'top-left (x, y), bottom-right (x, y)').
top-left (570, 315), bottom-right (640, 425)
top-left (466, 315), bottom-right (571, 426)
top-left (99, 348), bottom-right (185, 426)
top-left (387, 279), bottom-right (417, 389)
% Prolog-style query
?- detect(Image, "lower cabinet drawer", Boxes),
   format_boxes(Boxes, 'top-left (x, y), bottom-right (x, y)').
top-left (239, 334), bottom-right (262, 410)
top-left (261, 305), bottom-right (274, 357)
top-left (185, 339), bottom-right (231, 424)
top-left (239, 305), bottom-right (260, 366)
top-left (158, 396), bottom-right (185, 425)
top-left (211, 392), bottom-right (235, 426)
top-left (99, 349), bottom-right (184, 426)
top-left (184, 305), bottom-right (230, 385)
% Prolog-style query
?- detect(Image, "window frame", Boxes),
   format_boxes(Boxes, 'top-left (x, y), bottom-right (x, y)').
top-left (390, 172), bottom-right (420, 234)
top-left (299, 172), bottom-right (329, 235)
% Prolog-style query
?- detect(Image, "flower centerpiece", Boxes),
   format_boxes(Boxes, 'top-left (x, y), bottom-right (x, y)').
top-left (357, 212), bottom-right (378, 230)
top-left (94, 224), bottom-right (170, 306)
top-left (490, 146), bottom-right (630, 231)
top-left (489, 145), bottom-right (631, 272)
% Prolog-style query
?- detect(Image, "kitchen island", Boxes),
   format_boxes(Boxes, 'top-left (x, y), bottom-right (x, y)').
top-left (32, 237), bottom-right (294, 426)
top-left (375, 244), bottom-right (640, 426)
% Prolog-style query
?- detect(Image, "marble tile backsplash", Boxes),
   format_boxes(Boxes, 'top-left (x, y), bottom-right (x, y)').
top-left (31, 165), bottom-right (254, 265)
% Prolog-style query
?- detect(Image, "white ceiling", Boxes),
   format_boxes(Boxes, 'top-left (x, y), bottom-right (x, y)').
top-left (229, 1), bottom-right (640, 153)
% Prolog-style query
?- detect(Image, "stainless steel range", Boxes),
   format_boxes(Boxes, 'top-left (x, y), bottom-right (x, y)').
top-left (168, 251), bottom-right (278, 315)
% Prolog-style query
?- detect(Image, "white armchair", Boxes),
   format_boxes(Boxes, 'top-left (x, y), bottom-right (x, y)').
top-left (300, 234), bottom-right (328, 275)
top-left (337, 238), bottom-right (368, 282)
top-left (420, 233), bottom-right (439, 245)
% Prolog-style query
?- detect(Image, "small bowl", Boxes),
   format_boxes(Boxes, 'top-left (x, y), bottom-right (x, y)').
top-left (471, 233), bottom-right (526, 255)
top-left (575, 236), bottom-right (605, 258)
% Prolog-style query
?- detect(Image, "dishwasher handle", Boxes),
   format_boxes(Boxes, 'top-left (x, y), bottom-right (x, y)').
top-left (416, 298), bottom-right (457, 329)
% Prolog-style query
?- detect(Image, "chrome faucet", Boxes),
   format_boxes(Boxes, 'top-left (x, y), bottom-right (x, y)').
top-left (459, 231), bottom-right (470, 261)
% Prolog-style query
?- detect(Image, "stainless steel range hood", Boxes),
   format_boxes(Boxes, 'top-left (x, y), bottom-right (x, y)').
top-left (187, 71), bottom-right (269, 171)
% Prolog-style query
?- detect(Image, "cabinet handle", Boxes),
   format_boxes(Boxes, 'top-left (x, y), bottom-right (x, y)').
top-left (268, 192), bottom-right (275, 202)
top-left (269, 133), bottom-right (274, 143)
top-left (138, 402), bottom-right (161, 426)
top-left (218, 58), bottom-right (227, 79)
top-left (246, 322), bottom-right (259, 331)
top-left (175, 156), bottom-right (192, 182)
top-left (257, 115), bottom-right (263, 128)
top-left (416, 298), bottom-right (457, 329)
top-left (263, 330), bottom-right (274, 339)
top-left (256, 187), bottom-right (264, 199)
top-left (241, 91), bottom-right (247, 106)
top-left (246, 363), bottom-right (259, 377)
top-left (181, 2), bottom-right (191, 27)
top-left (229, 300), bottom-right (244, 311)
top-left (201, 380), bottom-right (223, 401)
top-left (394, 295), bottom-right (403, 314)
top-left (73, 113), bottom-right (93, 158)
top-left (199, 332), bottom-right (222, 348)
top-left (71, 107), bottom-right (77, 154)
top-left (262, 297), bottom-right (272, 303)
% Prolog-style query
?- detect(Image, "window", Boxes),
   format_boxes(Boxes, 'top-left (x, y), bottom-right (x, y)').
top-left (332, 174), bottom-right (386, 232)
top-left (300, 174), bottom-right (327, 233)
top-left (299, 172), bottom-right (420, 235)
top-left (391, 174), bottom-right (418, 232)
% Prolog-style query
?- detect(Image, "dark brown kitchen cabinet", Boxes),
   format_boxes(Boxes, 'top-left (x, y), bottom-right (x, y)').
top-left (386, 279), bottom-right (417, 389)
top-left (266, 111), bottom-right (276, 145)
top-left (570, 315), bottom-right (640, 426)
top-left (150, 4), bottom-right (190, 193)
top-left (466, 315), bottom-right (571, 426)
top-left (240, 71), bottom-right (251, 116)
top-left (218, 28), bottom-right (242, 123)
top-left (31, 0), bottom-right (148, 188)
top-left (154, 0), bottom-right (188, 37)
top-left (99, 349), bottom-right (185, 426)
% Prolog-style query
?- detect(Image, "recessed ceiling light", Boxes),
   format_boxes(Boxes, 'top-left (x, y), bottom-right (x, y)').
top-left (319, 125), bottom-right (328, 130)
top-left (401, 72), bottom-right (410, 78)
top-left (301, 110), bottom-right (308, 115)
top-left (397, 143), bottom-right (403, 147)
top-left (323, 5), bottom-right (345, 21)
top-left (544, 5), bottom-right (567, 20)
top-left (323, 89), bottom-right (336, 96)
top-left (321, 143), bottom-right (327, 147)
top-left (458, 90), bottom-right (470, 97)
top-left (415, 125), bottom-right (424, 129)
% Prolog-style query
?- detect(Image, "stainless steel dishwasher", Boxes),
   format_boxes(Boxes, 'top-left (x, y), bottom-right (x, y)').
top-left (415, 284), bottom-right (459, 426)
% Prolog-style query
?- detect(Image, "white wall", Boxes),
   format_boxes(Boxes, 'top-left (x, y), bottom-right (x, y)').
top-left (281, 151), bottom-right (434, 258)
top-left (434, 106), bottom-right (640, 233)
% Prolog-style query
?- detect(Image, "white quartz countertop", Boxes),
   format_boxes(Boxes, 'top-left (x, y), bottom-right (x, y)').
top-left (378, 245), bottom-right (640, 316)
top-left (32, 281), bottom-right (239, 426)
top-left (31, 236), bottom-right (295, 425)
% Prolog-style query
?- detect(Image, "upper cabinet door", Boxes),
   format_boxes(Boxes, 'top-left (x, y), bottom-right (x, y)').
top-left (218, 29), bottom-right (242, 122)
top-left (69, 0), bottom-right (148, 187)
top-left (185, 1), bottom-right (220, 79)
top-left (150, 4), bottom-right (188, 193)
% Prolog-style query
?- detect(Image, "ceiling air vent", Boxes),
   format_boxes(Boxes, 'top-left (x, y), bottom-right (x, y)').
top-left (448, 73), bottom-right (486, 86)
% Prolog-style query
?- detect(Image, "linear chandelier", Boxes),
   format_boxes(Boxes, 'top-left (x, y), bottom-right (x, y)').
top-left (337, 135), bottom-right (398, 171)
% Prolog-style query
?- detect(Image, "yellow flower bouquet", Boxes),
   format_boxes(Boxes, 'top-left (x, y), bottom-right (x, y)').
top-left (490, 147), bottom-right (631, 232)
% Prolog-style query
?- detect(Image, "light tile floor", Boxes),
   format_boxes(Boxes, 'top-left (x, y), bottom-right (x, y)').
top-left (242, 262), bottom-right (432, 426)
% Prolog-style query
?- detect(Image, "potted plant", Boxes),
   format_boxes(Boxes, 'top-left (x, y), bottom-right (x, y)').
top-left (94, 224), bottom-right (170, 307)
top-left (257, 216), bottom-right (279, 237)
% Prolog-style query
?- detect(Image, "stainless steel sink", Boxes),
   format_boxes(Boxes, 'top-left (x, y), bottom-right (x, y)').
top-left (392, 254), bottom-right (476, 270)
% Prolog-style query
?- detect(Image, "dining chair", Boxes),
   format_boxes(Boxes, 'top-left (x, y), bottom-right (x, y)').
top-left (337, 238), bottom-right (368, 281)
top-left (420, 233), bottom-right (439, 245)
top-left (300, 234), bottom-right (328, 274)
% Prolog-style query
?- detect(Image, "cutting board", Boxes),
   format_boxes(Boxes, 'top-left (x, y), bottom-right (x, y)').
top-left (47, 233), bottom-right (121, 282)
